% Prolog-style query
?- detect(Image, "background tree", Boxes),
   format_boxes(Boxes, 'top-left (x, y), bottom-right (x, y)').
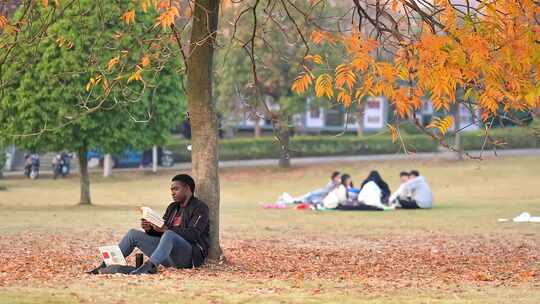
top-left (291, 0), bottom-right (540, 155)
top-left (0, 0), bottom-right (184, 204)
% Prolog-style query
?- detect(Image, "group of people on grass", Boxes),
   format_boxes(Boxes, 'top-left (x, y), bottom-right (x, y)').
top-left (278, 170), bottom-right (432, 211)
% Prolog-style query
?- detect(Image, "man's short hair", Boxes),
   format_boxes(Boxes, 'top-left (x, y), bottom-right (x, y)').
top-left (409, 170), bottom-right (420, 177)
top-left (399, 171), bottom-right (410, 177)
top-left (172, 174), bottom-right (195, 193)
top-left (331, 171), bottom-right (340, 179)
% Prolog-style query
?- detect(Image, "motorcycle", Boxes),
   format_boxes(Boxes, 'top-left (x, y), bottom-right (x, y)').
top-left (160, 149), bottom-right (175, 167)
top-left (24, 153), bottom-right (40, 179)
top-left (52, 152), bottom-right (71, 179)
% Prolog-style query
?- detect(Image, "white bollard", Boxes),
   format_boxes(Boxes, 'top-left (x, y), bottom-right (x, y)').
top-left (103, 154), bottom-right (112, 177)
top-left (152, 145), bottom-right (158, 173)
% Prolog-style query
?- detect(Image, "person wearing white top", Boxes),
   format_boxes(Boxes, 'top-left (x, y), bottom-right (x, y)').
top-left (389, 170), bottom-right (433, 209)
top-left (322, 183), bottom-right (348, 209)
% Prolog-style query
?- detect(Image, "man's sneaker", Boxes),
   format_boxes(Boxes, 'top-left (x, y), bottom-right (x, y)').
top-left (129, 261), bottom-right (158, 275)
top-left (86, 262), bottom-right (106, 275)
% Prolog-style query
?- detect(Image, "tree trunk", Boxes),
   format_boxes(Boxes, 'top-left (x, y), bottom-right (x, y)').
top-left (187, 0), bottom-right (222, 261)
top-left (356, 102), bottom-right (365, 137)
top-left (103, 153), bottom-right (113, 177)
top-left (78, 146), bottom-right (91, 205)
top-left (254, 116), bottom-right (261, 138)
top-left (278, 117), bottom-right (291, 168)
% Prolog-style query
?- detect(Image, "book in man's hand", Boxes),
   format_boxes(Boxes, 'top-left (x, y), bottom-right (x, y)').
top-left (139, 206), bottom-right (164, 228)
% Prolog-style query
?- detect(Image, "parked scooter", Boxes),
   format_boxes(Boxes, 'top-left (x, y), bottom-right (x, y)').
top-left (160, 149), bottom-right (175, 167)
top-left (52, 152), bottom-right (71, 179)
top-left (24, 153), bottom-right (40, 179)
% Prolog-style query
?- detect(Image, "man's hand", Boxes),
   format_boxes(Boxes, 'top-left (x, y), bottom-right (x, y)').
top-left (141, 219), bottom-right (152, 231)
top-left (151, 223), bottom-right (166, 233)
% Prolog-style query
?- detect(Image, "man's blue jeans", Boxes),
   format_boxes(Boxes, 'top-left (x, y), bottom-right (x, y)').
top-left (118, 229), bottom-right (193, 268)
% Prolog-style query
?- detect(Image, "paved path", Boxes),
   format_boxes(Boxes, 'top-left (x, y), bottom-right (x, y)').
top-left (3, 148), bottom-right (539, 178)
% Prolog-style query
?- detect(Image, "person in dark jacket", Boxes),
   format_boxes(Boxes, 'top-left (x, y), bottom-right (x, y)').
top-left (87, 174), bottom-right (210, 275)
top-left (360, 170), bottom-right (391, 203)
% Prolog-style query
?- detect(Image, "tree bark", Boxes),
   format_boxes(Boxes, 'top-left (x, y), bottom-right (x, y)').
top-left (103, 153), bottom-right (112, 177)
top-left (187, 0), bottom-right (222, 260)
top-left (278, 117), bottom-right (291, 168)
top-left (78, 146), bottom-right (91, 205)
top-left (254, 116), bottom-right (261, 138)
top-left (356, 102), bottom-right (365, 137)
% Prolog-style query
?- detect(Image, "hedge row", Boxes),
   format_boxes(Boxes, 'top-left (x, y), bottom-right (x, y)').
top-left (166, 134), bottom-right (439, 162)
top-left (460, 127), bottom-right (540, 150)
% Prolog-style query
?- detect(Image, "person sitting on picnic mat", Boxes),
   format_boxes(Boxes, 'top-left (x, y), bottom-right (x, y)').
top-left (87, 174), bottom-right (210, 275)
top-left (389, 170), bottom-right (433, 209)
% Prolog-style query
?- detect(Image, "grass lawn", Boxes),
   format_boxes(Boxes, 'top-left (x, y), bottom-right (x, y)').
top-left (0, 155), bottom-right (539, 303)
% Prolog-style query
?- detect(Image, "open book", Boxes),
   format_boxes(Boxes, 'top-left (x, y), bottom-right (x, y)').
top-left (139, 206), bottom-right (165, 227)
top-left (99, 245), bottom-right (127, 266)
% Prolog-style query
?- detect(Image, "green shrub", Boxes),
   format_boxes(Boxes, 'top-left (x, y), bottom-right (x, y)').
top-left (398, 121), bottom-right (423, 135)
top-left (461, 127), bottom-right (540, 150)
top-left (166, 134), bottom-right (438, 162)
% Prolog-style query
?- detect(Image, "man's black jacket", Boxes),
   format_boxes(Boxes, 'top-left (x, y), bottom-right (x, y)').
top-left (146, 196), bottom-right (210, 267)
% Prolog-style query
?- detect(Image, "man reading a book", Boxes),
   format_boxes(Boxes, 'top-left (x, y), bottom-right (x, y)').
top-left (88, 174), bottom-right (210, 275)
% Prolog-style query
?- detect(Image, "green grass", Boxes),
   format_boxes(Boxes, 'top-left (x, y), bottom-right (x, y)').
top-left (0, 155), bottom-right (539, 303)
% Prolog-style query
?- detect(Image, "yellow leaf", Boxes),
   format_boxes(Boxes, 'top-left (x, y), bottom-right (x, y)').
top-left (387, 124), bottom-right (398, 143)
top-left (335, 64), bottom-right (356, 91)
top-left (122, 10), bottom-right (136, 25)
top-left (107, 56), bottom-right (120, 71)
top-left (426, 116), bottom-right (454, 135)
top-left (315, 74), bottom-right (334, 99)
top-left (304, 54), bottom-right (323, 65)
top-left (42, 0), bottom-right (48, 7)
top-left (85, 75), bottom-right (102, 92)
top-left (127, 66), bottom-right (143, 83)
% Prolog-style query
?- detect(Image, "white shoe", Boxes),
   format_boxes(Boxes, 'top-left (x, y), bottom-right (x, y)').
top-left (280, 192), bottom-right (294, 204)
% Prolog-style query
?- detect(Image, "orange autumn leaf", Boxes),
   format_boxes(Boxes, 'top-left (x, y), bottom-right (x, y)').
top-left (337, 90), bottom-right (352, 107)
top-left (141, 56), bottom-right (151, 67)
top-left (122, 10), bottom-right (136, 25)
top-left (310, 30), bottom-right (334, 45)
top-left (107, 56), bottom-right (120, 71)
top-left (155, 7), bottom-right (180, 30)
top-left (0, 15), bottom-right (8, 29)
top-left (291, 73), bottom-right (313, 95)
